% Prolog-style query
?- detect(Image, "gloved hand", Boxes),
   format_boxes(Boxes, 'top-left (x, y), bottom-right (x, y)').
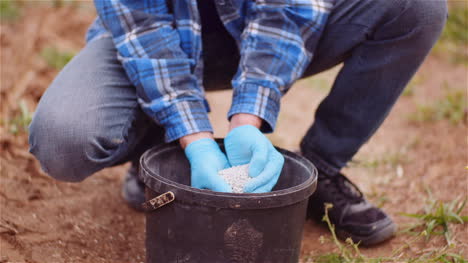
top-left (184, 138), bottom-right (232, 192)
top-left (224, 125), bottom-right (284, 193)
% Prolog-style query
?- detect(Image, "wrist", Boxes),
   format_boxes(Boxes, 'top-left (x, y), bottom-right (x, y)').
top-left (179, 132), bottom-right (214, 149)
top-left (229, 113), bottom-right (262, 131)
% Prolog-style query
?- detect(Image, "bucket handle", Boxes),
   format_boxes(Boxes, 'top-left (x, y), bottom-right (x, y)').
top-left (141, 191), bottom-right (175, 212)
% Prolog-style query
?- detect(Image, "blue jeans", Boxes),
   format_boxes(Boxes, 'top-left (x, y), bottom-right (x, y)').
top-left (29, 0), bottom-right (447, 182)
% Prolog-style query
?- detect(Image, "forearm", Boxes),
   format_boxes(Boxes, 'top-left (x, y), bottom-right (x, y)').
top-left (179, 132), bottom-right (214, 149)
top-left (229, 113), bottom-right (262, 131)
top-left (95, 0), bottom-right (212, 143)
top-left (180, 113), bottom-right (262, 149)
top-left (228, 1), bottom-right (333, 134)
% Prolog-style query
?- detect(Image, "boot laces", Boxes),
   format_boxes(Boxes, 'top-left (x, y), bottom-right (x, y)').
top-left (319, 173), bottom-right (364, 206)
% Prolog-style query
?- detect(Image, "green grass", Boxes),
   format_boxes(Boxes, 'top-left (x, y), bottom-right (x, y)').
top-left (402, 85), bottom-right (414, 97)
top-left (357, 153), bottom-right (405, 169)
top-left (400, 188), bottom-right (468, 246)
top-left (0, 0), bottom-right (20, 22)
top-left (402, 75), bottom-right (423, 97)
top-left (433, 3), bottom-right (468, 65)
top-left (432, 253), bottom-right (467, 263)
top-left (436, 89), bottom-right (467, 124)
top-left (443, 4), bottom-right (468, 46)
top-left (40, 46), bottom-right (75, 70)
top-left (350, 150), bottom-right (408, 170)
top-left (302, 204), bottom-right (388, 263)
top-left (303, 194), bottom-right (467, 263)
top-left (410, 104), bottom-right (436, 123)
top-left (410, 251), bottom-right (467, 263)
top-left (6, 100), bottom-right (33, 135)
top-left (367, 191), bottom-right (389, 208)
top-left (410, 87), bottom-right (466, 125)
top-left (312, 253), bottom-right (346, 263)
top-left (50, 0), bottom-right (81, 8)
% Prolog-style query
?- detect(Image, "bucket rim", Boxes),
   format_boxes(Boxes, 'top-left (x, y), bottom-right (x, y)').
top-left (139, 140), bottom-right (317, 209)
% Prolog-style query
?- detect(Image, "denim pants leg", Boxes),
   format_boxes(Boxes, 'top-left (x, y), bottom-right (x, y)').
top-left (299, 0), bottom-right (447, 175)
top-left (29, 37), bottom-right (164, 182)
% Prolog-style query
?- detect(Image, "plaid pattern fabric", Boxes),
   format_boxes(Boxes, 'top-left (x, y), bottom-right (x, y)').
top-left (88, 0), bottom-right (334, 142)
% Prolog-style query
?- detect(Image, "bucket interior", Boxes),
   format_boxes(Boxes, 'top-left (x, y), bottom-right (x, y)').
top-left (142, 143), bottom-right (314, 193)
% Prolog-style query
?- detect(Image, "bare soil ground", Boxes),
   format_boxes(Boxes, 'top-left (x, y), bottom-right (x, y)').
top-left (1, 3), bottom-right (467, 263)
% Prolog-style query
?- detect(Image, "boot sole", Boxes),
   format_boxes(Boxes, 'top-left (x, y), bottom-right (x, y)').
top-left (336, 220), bottom-right (397, 246)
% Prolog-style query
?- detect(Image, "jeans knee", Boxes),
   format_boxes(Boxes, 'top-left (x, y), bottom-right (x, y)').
top-left (29, 110), bottom-right (85, 182)
top-left (29, 106), bottom-right (126, 182)
top-left (402, 0), bottom-right (447, 34)
top-left (376, 0), bottom-right (448, 49)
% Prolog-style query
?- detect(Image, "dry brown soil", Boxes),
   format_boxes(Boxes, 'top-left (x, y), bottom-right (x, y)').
top-left (1, 3), bottom-right (467, 263)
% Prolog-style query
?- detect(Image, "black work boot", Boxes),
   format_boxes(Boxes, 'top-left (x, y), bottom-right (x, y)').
top-left (121, 163), bottom-right (146, 212)
top-left (307, 171), bottom-right (397, 246)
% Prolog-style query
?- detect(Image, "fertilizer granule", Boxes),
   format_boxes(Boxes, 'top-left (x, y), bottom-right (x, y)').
top-left (218, 164), bottom-right (252, 193)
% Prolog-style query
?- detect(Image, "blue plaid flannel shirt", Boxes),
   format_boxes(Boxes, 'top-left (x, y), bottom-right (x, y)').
top-left (88, 0), bottom-right (334, 142)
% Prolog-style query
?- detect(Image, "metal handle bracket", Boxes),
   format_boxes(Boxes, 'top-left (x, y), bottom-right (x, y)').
top-left (141, 191), bottom-right (175, 212)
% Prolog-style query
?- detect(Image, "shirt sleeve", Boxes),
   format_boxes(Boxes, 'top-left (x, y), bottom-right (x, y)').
top-left (228, 0), bottom-right (334, 133)
top-left (94, 0), bottom-right (212, 142)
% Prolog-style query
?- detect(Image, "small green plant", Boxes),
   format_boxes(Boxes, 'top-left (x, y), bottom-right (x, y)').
top-left (312, 253), bottom-right (346, 263)
top-left (392, 244), bottom-right (468, 263)
top-left (400, 188), bottom-right (468, 246)
top-left (304, 197), bottom-right (467, 263)
top-left (8, 100), bottom-right (33, 135)
top-left (40, 46), bottom-right (75, 70)
top-left (402, 85), bottom-right (414, 97)
top-left (410, 104), bottom-right (437, 123)
top-left (418, 252), bottom-right (467, 263)
top-left (436, 89), bottom-right (466, 124)
top-left (367, 191), bottom-right (389, 208)
top-left (321, 204), bottom-right (364, 262)
top-left (402, 75), bottom-right (423, 97)
top-left (51, 0), bottom-right (81, 8)
top-left (432, 3), bottom-right (468, 64)
top-left (305, 204), bottom-right (387, 263)
top-left (351, 149), bottom-right (408, 170)
top-left (442, 4), bottom-right (468, 46)
top-left (0, 0), bottom-right (20, 21)
top-left (409, 88), bottom-right (466, 125)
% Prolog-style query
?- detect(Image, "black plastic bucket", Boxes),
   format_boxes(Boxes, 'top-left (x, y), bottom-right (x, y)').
top-left (139, 141), bottom-right (317, 263)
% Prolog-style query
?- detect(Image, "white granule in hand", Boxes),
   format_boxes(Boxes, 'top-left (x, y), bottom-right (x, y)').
top-left (218, 164), bottom-right (252, 193)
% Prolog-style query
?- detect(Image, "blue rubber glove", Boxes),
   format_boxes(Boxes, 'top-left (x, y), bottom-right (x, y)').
top-left (184, 138), bottom-right (232, 192)
top-left (224, 125), bottom-right (285, 193)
